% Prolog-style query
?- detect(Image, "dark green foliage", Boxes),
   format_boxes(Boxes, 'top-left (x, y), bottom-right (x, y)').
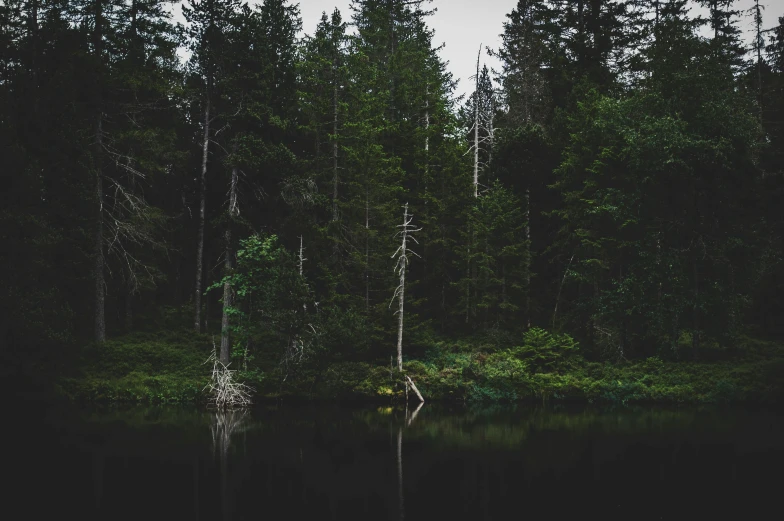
top-left (208, 234), bottom-right (313, 365)
top-left (2, 1), bottom-right (783, 406)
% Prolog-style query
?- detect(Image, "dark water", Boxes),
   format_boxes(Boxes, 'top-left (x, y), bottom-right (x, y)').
top-left (9, 402), bottom-right (784, 520)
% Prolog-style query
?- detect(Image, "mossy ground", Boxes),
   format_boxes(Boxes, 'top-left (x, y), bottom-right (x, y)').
top-left (58, 328), bottom-right (784, 406)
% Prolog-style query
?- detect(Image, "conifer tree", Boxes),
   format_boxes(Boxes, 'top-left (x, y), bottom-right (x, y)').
top-left (183, 0), bottom-right (242, 333)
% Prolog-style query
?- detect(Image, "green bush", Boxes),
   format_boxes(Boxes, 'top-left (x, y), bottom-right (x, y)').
top-left (511, 328), bottom-right (581, 373)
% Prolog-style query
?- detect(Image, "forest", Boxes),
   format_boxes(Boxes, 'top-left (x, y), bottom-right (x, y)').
top-left (2, 0), bottom-right (784, 405)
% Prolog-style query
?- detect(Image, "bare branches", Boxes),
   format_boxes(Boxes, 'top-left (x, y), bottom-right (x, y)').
top-left (204, 344), bottom-right (253, 409)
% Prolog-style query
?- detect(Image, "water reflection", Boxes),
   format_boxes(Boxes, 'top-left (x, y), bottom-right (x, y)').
top-left (18, 404), bottom-right (784, 520)
top-left (395, 401), bottom-right (422, 521)
top-left (211, 409), bottom-right (248, 521)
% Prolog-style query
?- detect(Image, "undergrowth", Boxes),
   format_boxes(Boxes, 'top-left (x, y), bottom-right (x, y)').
top-left (58, 327), bottom-right (784, 405)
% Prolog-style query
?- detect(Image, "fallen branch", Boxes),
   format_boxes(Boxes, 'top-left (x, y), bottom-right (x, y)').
top-left (405, 375), bottom-right (424, 403)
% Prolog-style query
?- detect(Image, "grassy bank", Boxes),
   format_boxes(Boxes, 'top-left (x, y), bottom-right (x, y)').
top-left (57, 328), bottom-right (784, 406)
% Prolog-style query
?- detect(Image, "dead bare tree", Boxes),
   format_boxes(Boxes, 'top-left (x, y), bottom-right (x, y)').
top-left (390, 203), bottom-right (420, 371)
top-left (472, 44), bottom-right (481, 198)
top-left (389, 203), bottom-right (425, 403)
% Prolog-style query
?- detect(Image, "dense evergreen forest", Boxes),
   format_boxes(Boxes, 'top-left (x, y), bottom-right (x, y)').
top-left (2, 0), bottom-right (784, 404)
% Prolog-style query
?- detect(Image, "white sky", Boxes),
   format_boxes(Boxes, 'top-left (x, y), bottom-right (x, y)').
top-left (293, 0), bottom-right (784, 100)
top-left (173, 1), bottom-right (784, 101)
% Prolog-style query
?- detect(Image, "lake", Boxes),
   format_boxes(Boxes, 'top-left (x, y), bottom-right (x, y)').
top-left (8, 402), bottom-right (783, 520)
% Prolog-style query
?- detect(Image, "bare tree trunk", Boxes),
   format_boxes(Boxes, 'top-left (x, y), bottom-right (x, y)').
top-left (93, 0), bottom-right (105, 343)
top-left (220, 228), bottom-right (233, 365)
top-left (424, 85), bottom-right (429, 179)
top-left (288, 236), bottom-right (307, 362)
top-left (195, 85), bottom-right (212, 333)
top-left (392, 204), bottom-right (420, 372)
top-left (396, 208), bottom-right (408, 372)
top-left (220, 153), bottom-right (239, 364)
top-left (405, 375), bottom-right (424, 403)
top-left (365, 182), bottom-right (370, 313)
top-left (525, 187), bottom-right (531, 328)
top-left (332, 83), bottom-right (339, 222)
top-left (473, 45), bottom-right (481, 198)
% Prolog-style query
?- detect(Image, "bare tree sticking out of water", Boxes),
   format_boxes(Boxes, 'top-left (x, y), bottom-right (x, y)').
top-left (390, 203), bottom-right (425, 403)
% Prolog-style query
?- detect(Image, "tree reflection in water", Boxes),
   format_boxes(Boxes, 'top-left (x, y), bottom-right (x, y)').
top-left (398, 401), bottom-right (424, 521)
top-left (211, 409), bottom-right (248, 521)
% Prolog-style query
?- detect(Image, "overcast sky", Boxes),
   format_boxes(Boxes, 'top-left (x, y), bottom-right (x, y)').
top-left (174, 1), bottom-right (784, 101)
top-left (295, 1), bottom-right (784, 100)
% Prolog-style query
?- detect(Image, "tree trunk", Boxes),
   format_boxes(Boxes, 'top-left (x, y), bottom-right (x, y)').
top-left (473, 45), bottom-right (481, 198)
top-left (396, 206), bottom-right (408, 372)
top-left (194, 84), bottom-right (211, 333)
top-left (332, 83), bottom-right (339, 222)
top-left (93, 0), bottom-right (105, 343)
top-left (525, 187), bottom-right (531, 328)
top-left (220, 154), bottom-right (239, 365)
top-left (28, 0), bottom-right (39, 110)
top-left (365, 182), bottom-right (370, 313)
top-left (220, 228), bottom-right (233, 365)
top-left (94, 114), bottom-right (106, 343)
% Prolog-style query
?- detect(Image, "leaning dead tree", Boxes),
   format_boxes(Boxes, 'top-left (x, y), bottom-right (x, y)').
top-left (390, 203), bottom-right (425, 403)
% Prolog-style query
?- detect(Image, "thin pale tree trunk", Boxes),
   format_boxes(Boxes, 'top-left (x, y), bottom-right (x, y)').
top-left (332, 83), bottom-right (339, 222)
top-left (396, 207), bottom-right (408, 371)
top-left (473, 45), bottom-right (481, 198)
top-left (194, 85), bottom-right (211, 332)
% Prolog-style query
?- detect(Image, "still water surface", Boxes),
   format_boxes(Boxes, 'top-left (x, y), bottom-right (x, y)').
top-left (10, 403), bottom-right (784, 520)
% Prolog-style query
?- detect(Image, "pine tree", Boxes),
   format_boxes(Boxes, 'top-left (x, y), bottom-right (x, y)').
top-left (183, 0), bottom-right (242, 333)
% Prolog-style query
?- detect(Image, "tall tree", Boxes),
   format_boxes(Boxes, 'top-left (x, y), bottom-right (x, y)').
top-left (183, 0), bottom-right (241, 333)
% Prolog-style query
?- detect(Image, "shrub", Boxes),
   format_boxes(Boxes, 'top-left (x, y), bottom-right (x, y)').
top-left (511, 328), bottom-right (581, 373)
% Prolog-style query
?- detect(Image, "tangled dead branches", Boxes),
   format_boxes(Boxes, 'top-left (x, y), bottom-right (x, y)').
top-left (204, 346), bottom-right (253, 409)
